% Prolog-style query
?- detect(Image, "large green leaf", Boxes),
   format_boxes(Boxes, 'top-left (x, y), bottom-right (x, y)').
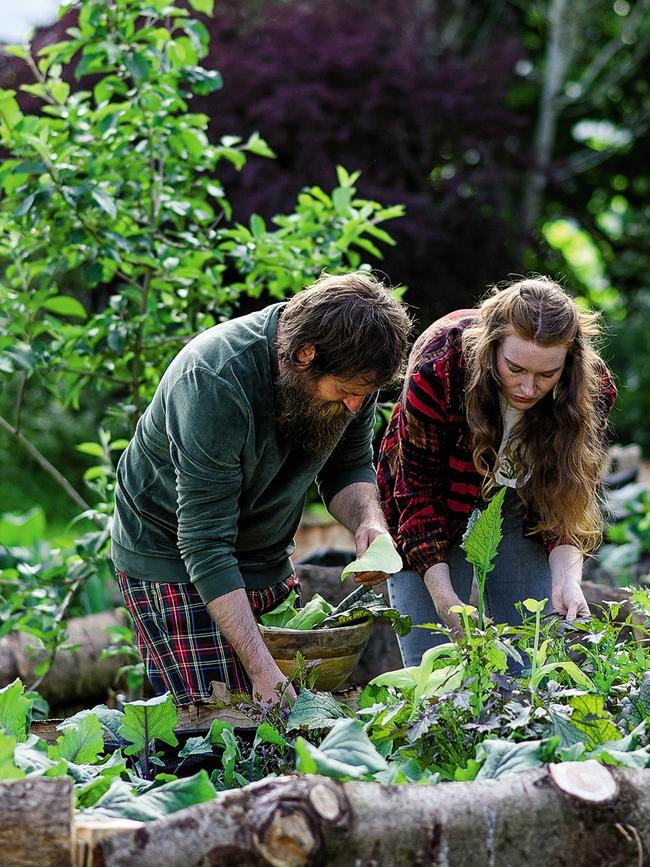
top-left (461, 487), bottom-right (506, 575)
top-left (475, 738), bottom-right (555, 780)
top-left (48, 713), bottom-right (104, 764)
top-left (286, 689), bottom-right (350, 732)
top-left (259, 589), bottom-right (299, 627)
top-left (568, 695), bottom-right (622, 749)
top-left (0, 731), bottom-right (26, 781)
top-left (283, 594), bottom-right (332, 630)
top-left (295, 718), bottom-right (387, 781)
top-left (86, 770), bottom-right (216, 821)
top-left (317, 586), bottom-right (411, 636)
top-left (60, 705), bottom-right (125, 743)
top-left (340, 534), bottom-right (402, 580)
top-left (0, 679), bottom-right (32, 741)
top-left (119, 693), bottom-right (178, 757)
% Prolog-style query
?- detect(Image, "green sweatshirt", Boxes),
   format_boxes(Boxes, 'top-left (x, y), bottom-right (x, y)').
top-left (111, 303), bottom-right (377, 603)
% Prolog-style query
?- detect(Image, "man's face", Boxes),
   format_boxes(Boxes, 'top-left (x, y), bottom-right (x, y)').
top-left (275, 366), bottom-right (375, 458)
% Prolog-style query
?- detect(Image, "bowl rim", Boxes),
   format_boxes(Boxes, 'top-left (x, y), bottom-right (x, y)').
top-left (258, 617), bottom-right (373, 636)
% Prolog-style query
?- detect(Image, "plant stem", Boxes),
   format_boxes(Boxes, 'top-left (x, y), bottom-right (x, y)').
top-left (0, 413), bottom-right (91, 513)
top-left (530, 608), bottom-right (541, 689)
top-left (476, 566), bottom-right (485, 629)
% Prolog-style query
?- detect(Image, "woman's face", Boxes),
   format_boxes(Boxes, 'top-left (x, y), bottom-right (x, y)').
top-left (495, 334), bottom-right (567, 410)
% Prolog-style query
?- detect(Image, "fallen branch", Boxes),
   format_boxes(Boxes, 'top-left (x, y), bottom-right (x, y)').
top-left (94, 765), bottom-right (650, 867)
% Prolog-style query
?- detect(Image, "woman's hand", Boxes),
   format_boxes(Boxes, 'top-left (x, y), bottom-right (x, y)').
top-left (423, 562), bottom-right (470, 639)
top-left (551, 576), bottom-right (590, 620)
top-left (549, 544), bottom-right (590, 620)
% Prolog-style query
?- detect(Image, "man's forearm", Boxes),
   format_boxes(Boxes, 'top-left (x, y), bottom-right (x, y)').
top-left (205, 588), bottom-right (282, 685)
top-left (327, 481), bottom-right (387, 534)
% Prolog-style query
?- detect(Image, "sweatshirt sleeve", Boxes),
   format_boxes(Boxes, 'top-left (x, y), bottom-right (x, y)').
top-left (316, 394), bottom-right (378, 508)
top-left (164, 367), bottom-right (248, 603)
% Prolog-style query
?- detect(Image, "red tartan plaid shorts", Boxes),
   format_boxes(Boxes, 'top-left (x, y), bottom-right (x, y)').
top-left (115, 570), bottom-right (300, 705)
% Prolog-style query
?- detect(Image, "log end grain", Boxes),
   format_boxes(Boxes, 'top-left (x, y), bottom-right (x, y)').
top-left (549, 760), bottom-right (619, 803)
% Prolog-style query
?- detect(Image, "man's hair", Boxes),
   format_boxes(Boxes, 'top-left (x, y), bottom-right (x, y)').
top-left (279, 272), bottom-right (412, 387)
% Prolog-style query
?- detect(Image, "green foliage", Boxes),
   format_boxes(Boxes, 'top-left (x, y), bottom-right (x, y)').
top-left (295, 718), bottom-right (388, 780)
top-left (461, 487), bottom-right (506, 628)
top-left (283, 595), bottom-right (333, 631)
top-left (260, 586), bottom-right (412, 636)
top-left (84, 771), bottom-right (217, 822)
top-left (286, 689), bottom-right (351, 733)
top-left (48, 713), bottom-right (104, 764)
top-left (0, 679), bottom-right (32, 741)
top-left (317, 585), bottom-right (412, 636)
top-left (119, 693), bottom-right (179, 759)
top-left (474, 738), bottom-right (556, 780)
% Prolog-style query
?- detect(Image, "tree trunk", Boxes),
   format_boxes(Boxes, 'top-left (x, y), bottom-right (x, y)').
top-left (95, 765), bottom-right (650, 867)
top-left (0, 778), bottom-right (74, 867)
top-left (0, 610), bottom-right (128, 706)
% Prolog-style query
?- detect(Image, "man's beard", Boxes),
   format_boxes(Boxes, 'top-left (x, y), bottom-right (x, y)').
top-left (275, 368), bottom-right (355, 459)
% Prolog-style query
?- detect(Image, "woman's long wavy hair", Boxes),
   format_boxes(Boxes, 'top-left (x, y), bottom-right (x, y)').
top-left (462, 277), bottom-right (609, 554)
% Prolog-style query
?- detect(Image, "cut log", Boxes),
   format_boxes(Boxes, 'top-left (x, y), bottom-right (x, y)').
top-left (94, 766), bottom-right (650, 867)
top-left (0, 777), bottom-right (74, 867)
top-left (0, 610), bottom-right (128, 706)
top-left (549, 759), bottom-right (619, 802)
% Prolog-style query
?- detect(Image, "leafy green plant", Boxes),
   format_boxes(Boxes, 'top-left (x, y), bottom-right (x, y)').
top-left (461, 487), bottom-right (506, 629)
top-left (101, 618), bottom-right (146, 701)
top-left (260, 585), bottom-right (411, 636)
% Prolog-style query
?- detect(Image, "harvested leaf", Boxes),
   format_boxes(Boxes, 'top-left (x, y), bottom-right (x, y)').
top-left (340, 534), bottom-right (402, 580)
top-left (283, 594), bottom-right (333, 630)
top-left (317, 586), bottom-right (411, 636)
top-left (260, 589), bottom-right (300, 627)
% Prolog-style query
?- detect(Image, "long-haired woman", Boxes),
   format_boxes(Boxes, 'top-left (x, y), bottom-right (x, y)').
top-left (377, 277), bottom-right (617, 665)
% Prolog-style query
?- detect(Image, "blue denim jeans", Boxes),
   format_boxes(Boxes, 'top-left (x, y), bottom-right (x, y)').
top-left (388, 488), bottom-right (552, 667)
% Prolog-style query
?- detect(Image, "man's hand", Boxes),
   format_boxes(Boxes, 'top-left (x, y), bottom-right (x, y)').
top-left (251, 660), bottom-right (297, 705)
top-left (207, 588), bottom-right (297, 704)
top-left (551, 576), bottom-right (590, 621)
top-left (328, 482), bottom-right (391, 586)
top-left (352, 522), bottom-right (391, 586)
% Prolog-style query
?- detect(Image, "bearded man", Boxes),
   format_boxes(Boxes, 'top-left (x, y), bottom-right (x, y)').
top-left (110, 272), bottom-right (412, 704)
